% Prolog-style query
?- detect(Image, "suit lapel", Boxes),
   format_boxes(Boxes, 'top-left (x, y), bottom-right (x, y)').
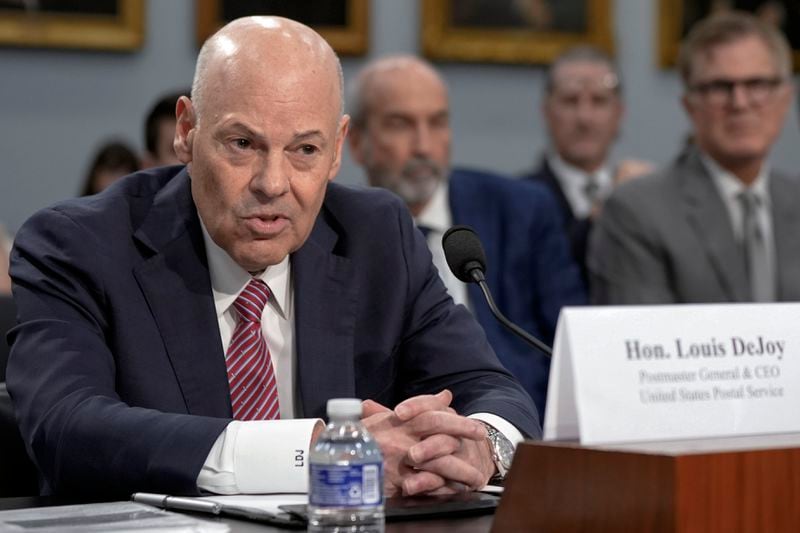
top-left (132, 170), bottom-right (231, 417)
top-left (540, 159), bottom-right (577, 225)
top-left (448, 174), bottom-right (501, 317)
top-left (292, 207), bottom-right (358, 419)
top-left (680, 151), bottom-right (749, 301)
top-left (449, 171), bottom-right (500, 272)
top-left (770, 175), bottom-right (800, 300)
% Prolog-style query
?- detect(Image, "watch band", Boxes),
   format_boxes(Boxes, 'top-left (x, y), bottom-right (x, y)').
top-left (479, 421), bottom-right (513, 484)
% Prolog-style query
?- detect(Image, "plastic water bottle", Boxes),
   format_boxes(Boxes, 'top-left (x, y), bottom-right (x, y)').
top-left (308, 398), bottom-right (384, 531)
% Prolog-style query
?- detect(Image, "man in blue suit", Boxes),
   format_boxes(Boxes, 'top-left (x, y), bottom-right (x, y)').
top-left (347, 56), bottom-right (586, 421)
top-left (7, 17), bottom-right (538, 498)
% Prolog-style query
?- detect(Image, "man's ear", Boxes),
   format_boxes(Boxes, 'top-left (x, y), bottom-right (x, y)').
top-left (347, 121), bottom-right (367, 166)
top-left (328, 115), bottom-right (351, 182)
top-left (173, 96), bottom-right (196, 164)
top-left (681, 92), bottom-right (693, 117)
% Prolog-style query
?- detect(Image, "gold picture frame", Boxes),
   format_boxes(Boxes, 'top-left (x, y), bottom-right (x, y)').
top-left (658, 0), bottom-right (800, 69)
top-left (0, 0), bottom-right (143, 51)
top-left (196, 0), bottom-right (368, 55)
top-left (421, 0), bottom-right (613, 65)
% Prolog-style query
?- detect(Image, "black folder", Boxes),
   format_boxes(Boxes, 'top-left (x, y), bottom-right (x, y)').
top-left (280, 491), bottom-right (500, 523)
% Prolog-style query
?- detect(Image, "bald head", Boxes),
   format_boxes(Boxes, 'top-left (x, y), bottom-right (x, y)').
top-left (192, 16), bottom-right (344, 122)
top-left (349, 55), bottom-right (447, 129)
top-left (348, 55), bottom-right (451, 215)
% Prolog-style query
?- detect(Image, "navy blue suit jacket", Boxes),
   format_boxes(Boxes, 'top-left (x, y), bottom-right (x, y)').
top-left (448, 169), bottom-right (586, 420)
top-left (523, 160), bottom-right (593, 287)
top-left (7, 167), bottom-right (539, 497)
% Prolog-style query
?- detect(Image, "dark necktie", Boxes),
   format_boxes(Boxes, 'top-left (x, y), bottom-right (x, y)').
top-left (584, 174), bottom-right (600, 205)
top-left (226, 279), bottom-right (280, 420)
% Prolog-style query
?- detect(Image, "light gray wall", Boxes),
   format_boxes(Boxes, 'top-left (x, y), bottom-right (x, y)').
top-left (1, 0), bottom-right (798, 233)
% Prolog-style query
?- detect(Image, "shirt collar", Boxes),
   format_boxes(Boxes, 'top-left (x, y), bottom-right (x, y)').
top-left (700, 151), bottom-right (771, 206)
top-left (200, 218), bottom-right (291, 320)
top-left (548, 151), bottom-right (612, 190)
top-left (415, 181), bottom-right (452, 233)
top-left (547, 151), bottom-right (612, 218)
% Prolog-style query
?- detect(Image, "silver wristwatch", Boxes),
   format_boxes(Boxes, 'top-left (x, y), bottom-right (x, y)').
top-left (479, 422), bottom-right (515, 484)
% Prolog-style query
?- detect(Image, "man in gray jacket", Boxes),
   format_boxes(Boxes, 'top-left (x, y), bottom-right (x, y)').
top-left (589, 12), bottom-right (799, 304)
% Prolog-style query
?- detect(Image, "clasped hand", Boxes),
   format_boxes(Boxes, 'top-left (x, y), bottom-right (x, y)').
top-left (361, 389), bottom-right (495, 497)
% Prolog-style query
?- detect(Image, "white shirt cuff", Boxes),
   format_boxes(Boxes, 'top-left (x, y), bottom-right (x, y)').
top-left (197, 418), bottom-right (323, 494)
top-left (468, 412), bottom-right (525, 447)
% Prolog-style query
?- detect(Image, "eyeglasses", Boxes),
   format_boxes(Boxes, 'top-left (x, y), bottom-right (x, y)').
top-left (689, 76), bottom-right (785, 106)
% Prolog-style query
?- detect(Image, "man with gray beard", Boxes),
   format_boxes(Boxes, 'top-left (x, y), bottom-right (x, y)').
top-left (348, 55), bottom-right (585, 419)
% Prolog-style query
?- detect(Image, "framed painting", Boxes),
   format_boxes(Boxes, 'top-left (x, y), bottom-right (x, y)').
top-left (421, 0), bottom-right (613, 65)
top-left (0, 0), bottom-right (143, 51)
top-left (196, 0), bottom-right (368, 55)
top-left (658, 0), bottom-right (800, 69)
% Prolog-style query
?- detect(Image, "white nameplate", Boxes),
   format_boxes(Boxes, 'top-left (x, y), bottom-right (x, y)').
top-left (544, 304), bottom-right (800, 445)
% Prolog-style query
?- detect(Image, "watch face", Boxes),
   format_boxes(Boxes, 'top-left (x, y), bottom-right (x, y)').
top-left (496, 436), bottom-right (515, 469)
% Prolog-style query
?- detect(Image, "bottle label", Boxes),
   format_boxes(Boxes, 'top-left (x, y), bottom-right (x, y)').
top-left (309, 462), bottom-right (383, 507)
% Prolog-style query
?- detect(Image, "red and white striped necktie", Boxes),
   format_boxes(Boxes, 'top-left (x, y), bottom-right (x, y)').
top-left (226, 279), bottom-right (280, 420)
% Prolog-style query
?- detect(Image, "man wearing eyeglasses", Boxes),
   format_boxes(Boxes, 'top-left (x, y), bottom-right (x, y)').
top-left (589, 11), bottom-right (799, 304)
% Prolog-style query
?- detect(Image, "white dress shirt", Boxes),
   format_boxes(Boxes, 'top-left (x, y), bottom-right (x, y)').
top-left (196, 218), bottom-right (524, 494)
top-left (197, 222), bottom-right (320, 494)
top-left (547, 152), bottom-right (613, 219)
top-left (415, 182), bottom-right (469, 308)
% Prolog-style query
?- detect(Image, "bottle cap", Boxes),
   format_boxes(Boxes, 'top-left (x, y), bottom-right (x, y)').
top-left (326, 398), bottom-right (362, 419)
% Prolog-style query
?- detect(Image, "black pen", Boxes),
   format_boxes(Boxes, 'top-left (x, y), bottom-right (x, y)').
top-left (131, 492), bottom-right (306, 529)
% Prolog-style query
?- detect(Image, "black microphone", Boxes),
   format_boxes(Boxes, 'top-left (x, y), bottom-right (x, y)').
top-left (442, 225), bottom-right (552, 356)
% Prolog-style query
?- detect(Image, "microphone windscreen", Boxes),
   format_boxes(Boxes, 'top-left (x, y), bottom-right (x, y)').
top-left (442, 225), bottom-right (487, 282)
